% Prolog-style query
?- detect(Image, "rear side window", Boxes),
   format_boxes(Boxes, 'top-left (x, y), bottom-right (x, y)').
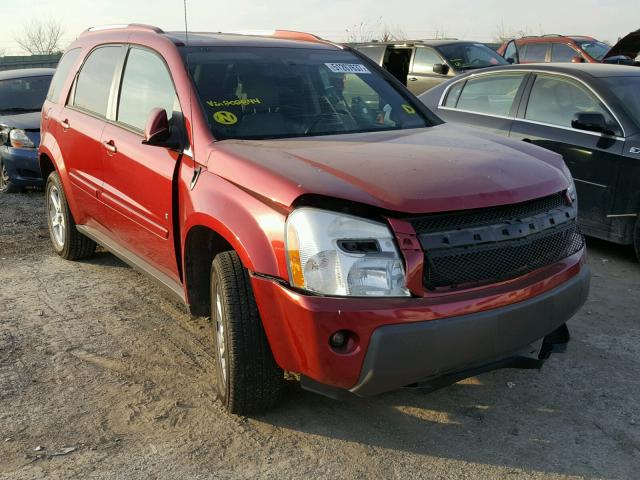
top-left (522, 43), bottom-right (549, 62)
top-left (117, 48), bottom-right (178, 131)
top-left (452, 74), bottom-right (526, 116)
top-left (551, 43), bottom-right (579, 62)
top-left (525, 74), bottom-right (616, 129)
top-left (73, 46), bottom-right (122, 117)
top-left (47, 48), bottom-right (81, 103)
top-left (443, 81), bottom-right (464, 107)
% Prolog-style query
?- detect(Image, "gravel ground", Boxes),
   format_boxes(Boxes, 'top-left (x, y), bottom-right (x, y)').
top-left (1, 190), bottom-right (639, 480)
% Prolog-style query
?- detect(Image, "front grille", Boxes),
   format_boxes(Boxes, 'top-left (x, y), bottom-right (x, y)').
top-left (407, 192), bottom-right (584, 291)
top-left (411, 193), bottom-right (566, 234)
top-left (423, 222), bottom-right (584, 290)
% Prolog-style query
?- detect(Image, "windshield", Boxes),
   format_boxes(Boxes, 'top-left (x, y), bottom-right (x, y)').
top-left (576, 41), bottom-right (610, 61)
top-left (437, 43), bottom-right (508, 70)
top-left (185, 47), bottom-right (429, 140)
top-left (0, 75), bottom-right (52, 113)
top-left (603, 76), bottom-right (640, 128)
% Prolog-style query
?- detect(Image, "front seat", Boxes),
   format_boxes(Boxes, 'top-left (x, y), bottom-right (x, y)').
top-left (236, 76), bottom-right (295, 137)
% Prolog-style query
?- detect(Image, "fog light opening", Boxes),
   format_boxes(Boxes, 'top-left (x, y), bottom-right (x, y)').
top-left (329, 330), bottom-right (359, 354)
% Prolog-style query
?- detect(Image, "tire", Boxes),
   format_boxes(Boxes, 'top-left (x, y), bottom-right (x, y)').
top-left (211, 251), bottom-right (284, 415)
top-left (0, 158), bottom-right (21, 193)
top-left (45, 172), bottom-right (97, 260)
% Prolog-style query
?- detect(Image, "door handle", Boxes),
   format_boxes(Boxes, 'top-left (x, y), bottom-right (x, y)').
top-left (408, 76), bottom-right (418, 82)
top-left (59, 118), bottom-right (69, 130)
top-left (102, 140), bottom-right (117, 154)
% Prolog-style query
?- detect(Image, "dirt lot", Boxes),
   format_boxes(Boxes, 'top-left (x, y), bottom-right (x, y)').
top-left (1, 190), bottom-right (639, 480)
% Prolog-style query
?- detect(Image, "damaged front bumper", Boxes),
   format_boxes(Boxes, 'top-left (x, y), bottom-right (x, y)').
top-left (300, 266), bottom-right (589, 399)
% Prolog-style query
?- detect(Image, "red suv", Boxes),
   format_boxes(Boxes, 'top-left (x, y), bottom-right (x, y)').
top-left (498, 35), bottom-right (611, 64)
top-left (40, 24), bottom-right (589, 414)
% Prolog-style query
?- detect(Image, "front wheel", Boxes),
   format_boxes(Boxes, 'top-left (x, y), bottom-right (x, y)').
top-left (0, 158), bottom-right (21, 193)
top-left (210, 251), bottom-right (284, 415)
top-left (45, 172), bottom-right (97, 260)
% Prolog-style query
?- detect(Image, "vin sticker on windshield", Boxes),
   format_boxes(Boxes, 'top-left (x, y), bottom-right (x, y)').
top-left (324, 63), bottom-right (371, 74)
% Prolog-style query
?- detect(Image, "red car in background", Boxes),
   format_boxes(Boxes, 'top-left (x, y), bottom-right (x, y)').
top-left (498, 35), bottom-right (610, 64)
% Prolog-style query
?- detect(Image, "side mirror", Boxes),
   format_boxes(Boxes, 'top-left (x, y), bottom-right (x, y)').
top-left (142, 107), bottom-right (171, 146)
top-left (571, 112), bottom-right (612, 135)
top-left (507, 57), bottom-right (515, 64)
top-left (433, 63), bottom-right (450, 75)
top-left (571, 55), bottom-right (585, 63)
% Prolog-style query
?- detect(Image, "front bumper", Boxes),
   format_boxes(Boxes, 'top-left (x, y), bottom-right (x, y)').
top-left (0, 146), bottom-right (42, 187)
top-left (250, 251), bottom-right (589, 395)
top-left (348, 265), bottom-right (589, 396)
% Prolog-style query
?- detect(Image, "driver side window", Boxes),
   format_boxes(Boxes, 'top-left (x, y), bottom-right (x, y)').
top-left (117, 47), bottom-right (179, 132)
top-left (412, 47), bottom-right (444, 74)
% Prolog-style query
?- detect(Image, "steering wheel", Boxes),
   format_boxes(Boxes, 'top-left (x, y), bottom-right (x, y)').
top-left (304, 109), bottom-right (351, 134)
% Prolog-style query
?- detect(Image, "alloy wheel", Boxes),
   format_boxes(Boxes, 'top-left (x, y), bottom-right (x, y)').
top-left (48, 185), bottom-right (66, 248)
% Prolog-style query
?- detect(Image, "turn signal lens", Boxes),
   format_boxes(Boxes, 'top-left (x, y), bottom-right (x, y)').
top-left (286, 223), bottom-right (305, 288)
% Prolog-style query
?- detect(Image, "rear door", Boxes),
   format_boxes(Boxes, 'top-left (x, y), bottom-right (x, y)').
top-left (58, 45), bottom-right (124, 227)
top-left (510, 73), bottom-right (625, 237)
top-left (99, 46), bottom-right (183, 282)
top-left (520, 43), bottom-right (550, 63)
top-left (436, 72), bottom-right (529, 135)
top-left (407, 46), bottom-right (452, 94)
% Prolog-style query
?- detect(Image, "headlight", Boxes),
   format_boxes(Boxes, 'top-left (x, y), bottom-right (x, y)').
top-left (285, 208), bottom-right (410, 297)
top-left (564, 172), bottom-right (577, 207)
top-left (9, 129), bottom-right (35, 148)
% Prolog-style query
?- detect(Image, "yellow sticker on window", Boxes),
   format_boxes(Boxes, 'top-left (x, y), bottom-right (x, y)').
top-left (213, 111), bottom-right (238, 125)
top-left (402, 104), bottom-right (416, 114)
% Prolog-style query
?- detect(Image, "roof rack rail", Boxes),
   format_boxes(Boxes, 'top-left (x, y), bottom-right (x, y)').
top-left (80, 24), bottom-right (164, 36)
top-left (520, 34), bottom-right (565, 39)
top-left (226, 29), bottom-right (341, 47)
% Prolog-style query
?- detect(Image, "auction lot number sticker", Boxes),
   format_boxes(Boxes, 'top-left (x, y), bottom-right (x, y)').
top-left (324, 63), bottom-right (371, 74)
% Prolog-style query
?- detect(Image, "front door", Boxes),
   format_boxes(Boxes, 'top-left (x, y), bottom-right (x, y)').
top-left (511, 73), bottom-right (625, 237)
top-left (407, 46), bottom-right (451, 95)
top-left (99, 46), bottom-right (183, 282)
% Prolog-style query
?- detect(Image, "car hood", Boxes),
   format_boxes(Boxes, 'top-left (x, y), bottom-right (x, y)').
top-left (208, 125), bottom-right (570, 214)
top-left (0, 111), bottom-right (40, 130)
top-left (605, 29), bottom-right (640, 60)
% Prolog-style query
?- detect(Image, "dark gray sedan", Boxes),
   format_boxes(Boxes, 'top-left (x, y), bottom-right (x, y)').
top-left (420, 64), bottom-right (640, 260)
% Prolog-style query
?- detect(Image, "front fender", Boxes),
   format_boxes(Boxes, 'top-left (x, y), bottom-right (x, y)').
top-left (181, 167), bottom-right (289, 280)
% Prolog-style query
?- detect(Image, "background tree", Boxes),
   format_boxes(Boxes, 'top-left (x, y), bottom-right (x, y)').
top-left (493, 19), bottom-right (529, 43)
top-left (15, 19), bottom-right (64, 55)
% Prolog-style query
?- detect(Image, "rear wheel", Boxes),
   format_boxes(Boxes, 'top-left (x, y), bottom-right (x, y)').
top-left (210, 251), bottom-right (284, 415)
top-left (0, 158), bottom-right (20, 193)
top-left (45, 172), bottom-right (97, 260)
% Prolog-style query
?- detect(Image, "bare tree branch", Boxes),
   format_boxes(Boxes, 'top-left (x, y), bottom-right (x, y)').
top-left (493, 19), bottom-right (530, 43)
top-left (345, 18), bottom-right (408, 43)
top-left (15, 19), bottom-right (65, 55)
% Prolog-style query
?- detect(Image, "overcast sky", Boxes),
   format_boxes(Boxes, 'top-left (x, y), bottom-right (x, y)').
top-left (2, 0), bottom-right (636, 54)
